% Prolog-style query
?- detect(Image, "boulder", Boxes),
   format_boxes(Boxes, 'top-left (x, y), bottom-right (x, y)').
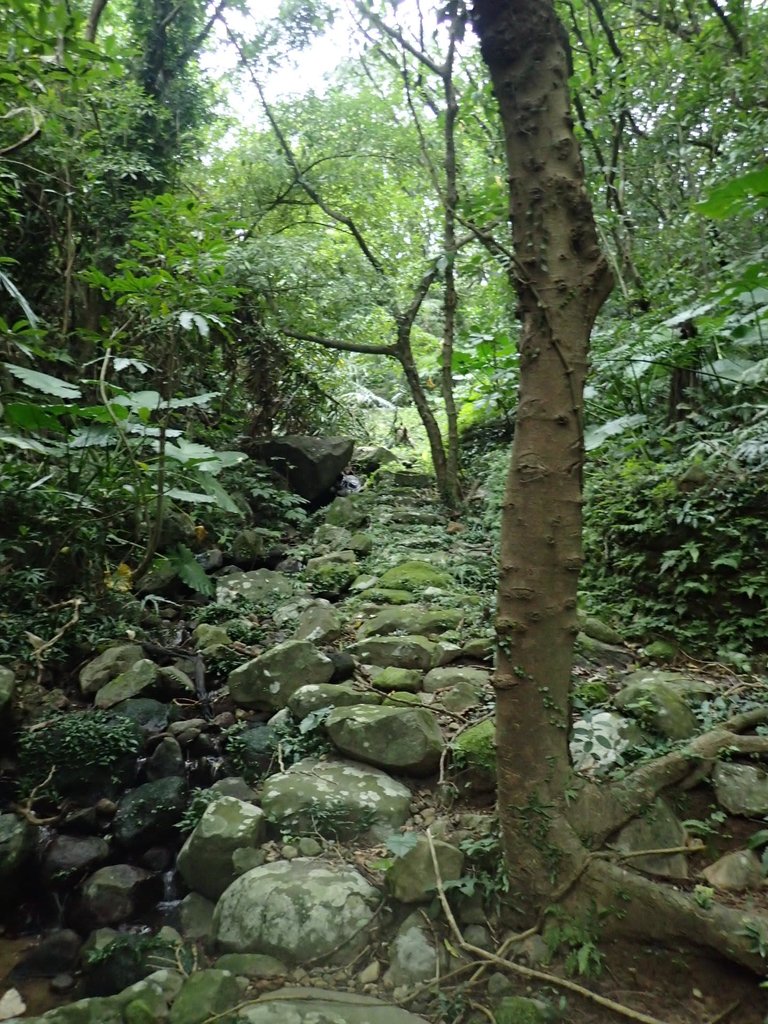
top-left (369, 667), bottom-right (423, 693)
top-left (387, 836), bottom-right (464, 903)
top-left (169, 969), bottom-right (246, 1024)
top-left (325, 706), bottom-right (444, 776)
top-left (248, 435), bottom-right (353, 503)
top-left (0, 813), bottom-right (34, 888)
top-left (358, 605), bottom-right (463, 640)
top-left (287, 683), bottom-right (382, 720)
top-left (213, 859), bottom-right (380, 964)
top-left (9, 969), bottom-right (182, 1024)
top-left (713, 762), bottom-right (768, 817)
top-left (614, 675), bottom-right (698, 739)
top-left (260, 758), bottom-right (411, 835)
top-left (226, 724), bottom-right (276, 779)
top-left (348, 635), bottom-right (440, 670)
top-left (237, 987), bottom-right (429, 1024)
top-left (422, 666), bottom-right (490, 694)
top-left (113, 777), bottom-right (188, 849)
top-left (216, 568), bottom-right (298, 606)
top-left (377, 560), bottom-right (453, 593)
top-left (311, 524), bottom-right (352, 553)
top-left (451, 719), bottom-right (496, 792)
top-left (10, 930), bottom-right (81, 980)
top-left (293, 600), bottom-right (343, 643)
top-left (385, 913), bottom-right (441, 988)
top-left (145, 737), bottom-right (185, 780)
top-left (176, 796), bottom-right (266, 901)
top-left (0, 665), bottom-right (17, 716)
top-left (78, 864), bottom-right (156, 927)
top-left (42, 836), bottom-right (109, 884)
top-left (325, 494), bottom-right (369, 528)
top-left (228, 641), bottom-right (334, 711)
top-left (94, 659), bottom-right (159, 710)
top-left (610, 798), bottom-right (688, 878)
top-left (178, 892), bottom-right (216, 942)
top-left (354, 445), bottom-right (398, 473)
top-left (701, 849), bottom-right (763, 890)
top-left (79, 644), bottom-right (144, 698)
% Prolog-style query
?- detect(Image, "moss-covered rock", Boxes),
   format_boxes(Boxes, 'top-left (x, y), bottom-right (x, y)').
top-left (452, 719), bottom-right (496, 791)
top-left (377, 560), bottom-right (453, 593)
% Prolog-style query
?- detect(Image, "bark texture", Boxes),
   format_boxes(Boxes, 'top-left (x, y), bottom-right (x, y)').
top-left (471, 0), bottom-right (613, 919)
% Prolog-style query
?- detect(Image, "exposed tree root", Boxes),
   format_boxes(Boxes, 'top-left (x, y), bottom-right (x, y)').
top-left (571, 707), bottom-right (768, 846)
top-left (571, 859), bottom-right (768, 975)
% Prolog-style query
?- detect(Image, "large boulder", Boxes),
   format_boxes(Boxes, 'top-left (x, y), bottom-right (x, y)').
top-left (260, 758), bottom-right (411, 836)
top-left (176, 796), bottom-right (266, 901)
top-left (237, 987), bottom-right (429, 1024)
top-left (249, 435), bottom-right (353, 503)
top-left (610, 798), bottom-right (688, 878)
top-left (325, 706), bottom-right (444, 776)
top-left (213, 859), bottom-right (380, 964)
top-left (614, 674), bottom-right (698, 740)
top-left (42, 836), bottom-right (109, 884)
top-left (228, 640), bottom-right (334, 712)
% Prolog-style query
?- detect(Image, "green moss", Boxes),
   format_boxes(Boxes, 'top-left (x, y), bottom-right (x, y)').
top-left (452, 718), bottom-right (495, 772)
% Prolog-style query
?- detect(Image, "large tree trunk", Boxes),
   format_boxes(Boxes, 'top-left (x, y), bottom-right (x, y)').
top-left (471, 0), bottom-right (613, 922)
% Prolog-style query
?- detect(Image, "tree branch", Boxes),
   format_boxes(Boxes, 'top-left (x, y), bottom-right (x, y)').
top-left (279, 328), bottom-right (397, 357)
top-left (85, 0), bottom-right (109, 43)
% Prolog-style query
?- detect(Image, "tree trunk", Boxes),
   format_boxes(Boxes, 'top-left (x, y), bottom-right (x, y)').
top-left (471, 0), bottom-right (613, 922)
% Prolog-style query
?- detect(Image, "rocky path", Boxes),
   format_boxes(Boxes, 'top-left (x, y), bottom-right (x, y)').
top-left (2, 472), bottom-right (768, 1024)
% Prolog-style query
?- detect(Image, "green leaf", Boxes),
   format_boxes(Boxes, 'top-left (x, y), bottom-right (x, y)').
top-left (4, 402), bottom-right (66, 432)
top-left (747, 829), bottom-right (768, 851)
top-left (384, 831), bottom-right (420, 858)
top-left (694, 168), bottom-right (768, 220)
top-left (165, 487), bottom-right (217, 505)
top-left (195, 471), bottom-right (243, 515)
top-left (0, 431), bottom-right (57, 453)
top-left (584, 414), bottom-right (647, 451)
top-left (3, 363), bottom-right (81, 399)
top-left (169, 545), bottom-right (215, 597)
top-left (178, 311), bottom-right (210, 337)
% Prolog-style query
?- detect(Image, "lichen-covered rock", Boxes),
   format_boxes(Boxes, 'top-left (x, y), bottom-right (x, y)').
top-left (169, 969), bottom-right (246, 1024)
top-left (422, 666), bottom-right (489, 694)
top-left (358, 605), bottom-right (462, 640)
top-left (614, 673), bottom-right (700, 739)
top-left (387, 836), bottom-right (464, 903)
top-left (385, 913), bottom-right (441, 987)
top-left (701, 849), bottom-right (763, 890)
top-left (228, 640), bottom-right (334, 711)
top-left (216, 569), bottom-right (298, 606)
top-left (325, 494), bottom-right (369, 528)
top-left (94, 660), bottom-right (159, 710)
top-left (325, 705), bottom-right (444, 776)
top-left (293, 600), bottom-right (343, 643)
top-left (260, 757), bottom-right (411, 836)
top-left (377, 560), bottom-right (452, 593)
top-left (237, 987), bottom-right (430, 1024)
top-left (287, 683), bottom-right (381, 720)
top-left (79, 644), bottom-right (144, 698)
top-left (369, 667), bottom-right (423, 693)
top-left (213, 953), bottom-right (286, 980)
top-left (713, 762), bottom-right (768, 817)
top-left (611, 798), bottom-right (688, 877)
top-left (212, 859), bottom-right (380, 964)
top-left (176, 797), bottom-right (266, 901)
top-left (179, 892), bottom-right (216, 942)
top-left (348, 635), bottom-right (440, 670)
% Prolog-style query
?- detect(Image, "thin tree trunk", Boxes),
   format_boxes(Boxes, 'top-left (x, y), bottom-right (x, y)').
top-left (471, 0), bottom-right (613, 921)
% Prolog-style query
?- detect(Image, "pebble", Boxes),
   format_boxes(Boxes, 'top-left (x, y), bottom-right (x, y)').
top-left (50, 974), bottom-right (76, 994)
top-left (358, 961), bottom-right (381, 985)
top-left (281, 844), bottom-right (299, 860)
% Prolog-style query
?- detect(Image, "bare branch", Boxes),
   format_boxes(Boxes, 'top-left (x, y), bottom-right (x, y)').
top-left (85, 0), bottom-right (109, 43)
